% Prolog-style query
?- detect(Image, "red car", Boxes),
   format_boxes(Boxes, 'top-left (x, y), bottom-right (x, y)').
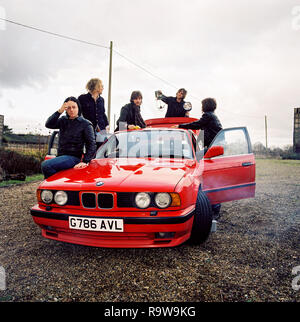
top-left (31, 117), bottom-right (255, 248)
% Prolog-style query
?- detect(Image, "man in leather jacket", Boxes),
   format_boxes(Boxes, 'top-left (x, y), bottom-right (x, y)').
top-left (176, 98), bottom-right (222, 148)
top-left (41, 97), bottom-right (96, 179)
top-left (115, 91), bottom-right (146, 132)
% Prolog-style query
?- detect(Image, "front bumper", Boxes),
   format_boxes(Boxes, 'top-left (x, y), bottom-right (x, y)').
top-left (30, 205), bottom-right (195, 248)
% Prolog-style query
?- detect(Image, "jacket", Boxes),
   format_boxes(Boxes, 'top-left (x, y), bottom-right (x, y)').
top-left (45, 112), bottom-right (96, 163)
top-left (78, 93), bottom-right (109, 130)
top-left (179, 112), bottom-right (222, 147)
top-left (115, 103), bottom-right (146, 132)
top-left (161, 96), bottom-right (188, 118)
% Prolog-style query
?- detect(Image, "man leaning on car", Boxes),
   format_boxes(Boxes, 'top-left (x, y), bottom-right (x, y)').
top-left (41, 97), bottom-right (96, 179)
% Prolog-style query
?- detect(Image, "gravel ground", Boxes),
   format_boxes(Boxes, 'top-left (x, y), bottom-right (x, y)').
top-left (0, 159), bottom-right (299, 302)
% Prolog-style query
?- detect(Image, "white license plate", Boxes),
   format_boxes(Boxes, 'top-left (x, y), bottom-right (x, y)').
top-left (69, 216), bottom-right (124, 232)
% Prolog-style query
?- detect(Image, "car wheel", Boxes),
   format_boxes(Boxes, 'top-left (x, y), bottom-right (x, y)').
top-left (189, 190), bottom-right (213, 244)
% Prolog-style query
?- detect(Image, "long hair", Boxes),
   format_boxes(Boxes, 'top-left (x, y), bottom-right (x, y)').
top-left (64, 96), bottom-right (82, 116)
top-left (177, 88), bottom-right (187, 99)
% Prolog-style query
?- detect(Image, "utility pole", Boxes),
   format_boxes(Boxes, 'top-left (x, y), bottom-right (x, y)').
top-left (107, 41), bottom-right (113, 126)
top-left (265, 115), bottom-right (268, 150)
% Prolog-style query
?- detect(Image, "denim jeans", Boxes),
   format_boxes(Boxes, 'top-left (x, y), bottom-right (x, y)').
top-left (41, 155), bottom-right (81, 179)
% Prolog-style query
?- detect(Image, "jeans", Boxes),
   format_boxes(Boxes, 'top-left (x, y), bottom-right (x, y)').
top-left (41, 155), bottom-right (81, 179)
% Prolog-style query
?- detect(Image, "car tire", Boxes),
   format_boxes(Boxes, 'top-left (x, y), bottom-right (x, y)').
top-left (189, 189), bottom-right (213, 244)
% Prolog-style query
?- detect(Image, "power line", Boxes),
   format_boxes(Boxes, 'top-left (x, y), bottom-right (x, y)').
top-left (0, 17), bottom-right (109, 49)
top-left (1, 17), bottom-right (264, 119)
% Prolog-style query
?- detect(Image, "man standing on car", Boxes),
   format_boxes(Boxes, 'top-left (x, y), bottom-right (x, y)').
top-left (156, 88), bottom-right (189, 117)
top-left (41, 97), bottom-right (96, 179)
top-left (78, 78), bottom-right (109, 133)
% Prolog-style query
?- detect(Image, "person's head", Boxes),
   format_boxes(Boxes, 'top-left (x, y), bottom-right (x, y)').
top-left (86, 78), bottom-right (104, 95)
top-left (176, 88), bottom-right (187, 101)
top-left (130, 91), bottom-right (143, 106)
top-left (64, 97), bottom-right (82, 119)
top-left (202, 98), bottom-right (217, 113)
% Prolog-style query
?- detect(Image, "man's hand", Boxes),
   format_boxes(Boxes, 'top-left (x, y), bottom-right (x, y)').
top-left (128, 125), bottom-right (136, 130)
top-left (74, 162), bottom-right (88, 169)
top-left (172, 125), bottom-right (179, 128)
top-left (58, 103), bottom-right (68, 114)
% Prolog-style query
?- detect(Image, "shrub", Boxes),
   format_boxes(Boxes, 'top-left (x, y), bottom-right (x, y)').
top-left (0, 149), bottom-right (42, 176)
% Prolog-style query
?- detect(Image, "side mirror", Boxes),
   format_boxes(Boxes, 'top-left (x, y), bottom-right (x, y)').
top-left (204, 146), bottom-right (224, 159)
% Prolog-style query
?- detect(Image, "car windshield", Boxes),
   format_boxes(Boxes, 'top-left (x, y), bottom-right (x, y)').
top-left (96, 129), bottom-right (194, 159)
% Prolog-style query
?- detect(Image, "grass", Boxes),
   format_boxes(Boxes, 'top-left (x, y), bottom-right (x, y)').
top-left (0, 174), bottom-right (44, 188)
top-left (256, 158), bottom-right (300, 166)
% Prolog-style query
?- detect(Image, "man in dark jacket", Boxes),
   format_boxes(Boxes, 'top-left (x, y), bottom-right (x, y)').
top-left (78, 78), bottom-right (109, 132)
top-left (41, 97), bottom-right (96, 179)
top-left (156, 88), bottom-right (189, 117)
top-left (115, 91), bottom-right (146, 132)
top-left (177, 98), bottom-right (222, 148)
top-left (175, 97), bottom-right (222, 219)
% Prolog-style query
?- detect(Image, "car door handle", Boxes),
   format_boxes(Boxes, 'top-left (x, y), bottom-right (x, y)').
top-left (242, 162), bottom-right (253, 167)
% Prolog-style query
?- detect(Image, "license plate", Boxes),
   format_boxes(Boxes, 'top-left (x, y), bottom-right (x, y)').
top-left (69, 216), bottom-right (124, 232)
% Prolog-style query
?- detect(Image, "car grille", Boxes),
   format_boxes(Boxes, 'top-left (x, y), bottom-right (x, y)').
top-left (82, 193), bottom-right (96, 208)
top-left (98, 193), bottom-right (114, 209)
top-left (81, 193), bottom-right (114, 209)
top-left (117, 192), bottom-right (134, 208)
top-left (66, 191), bottom-right (80, 206)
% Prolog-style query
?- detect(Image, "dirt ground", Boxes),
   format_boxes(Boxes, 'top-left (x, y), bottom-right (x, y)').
top-left (0, 159), bottom-right (299, 302)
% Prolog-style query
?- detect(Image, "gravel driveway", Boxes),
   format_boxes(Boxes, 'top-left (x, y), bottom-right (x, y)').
top-left (0, 159), bottom-right (299, 302)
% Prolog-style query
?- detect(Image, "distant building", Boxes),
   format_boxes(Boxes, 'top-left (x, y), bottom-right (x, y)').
top-left (294, 108), bottom-right (300, 153)
top-left (0, 115), bottom-right (4, 148)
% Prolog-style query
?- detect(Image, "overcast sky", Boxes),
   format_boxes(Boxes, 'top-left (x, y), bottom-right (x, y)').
top-left (1, 0), bottom-right (300, 147)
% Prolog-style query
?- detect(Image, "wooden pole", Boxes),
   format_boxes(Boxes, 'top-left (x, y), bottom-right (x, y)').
top-left (107, 41), bottom-right (113, 126)
top-left (265, 115), bottom-right (268, 150)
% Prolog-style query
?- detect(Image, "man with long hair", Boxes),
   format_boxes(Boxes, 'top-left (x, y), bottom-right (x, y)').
top-left (115, 91), bottom-right (146, 132)
top-left (156, 88), bottom-right (189, 117)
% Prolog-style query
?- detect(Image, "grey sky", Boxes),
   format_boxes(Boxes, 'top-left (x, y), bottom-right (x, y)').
top-left (0, 0), bottom-right (300, 147)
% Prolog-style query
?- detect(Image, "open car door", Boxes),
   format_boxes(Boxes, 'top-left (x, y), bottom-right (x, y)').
top-left (201, 127), bottom-right (256, 204)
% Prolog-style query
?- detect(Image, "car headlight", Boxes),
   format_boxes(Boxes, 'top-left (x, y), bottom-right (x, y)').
top-left (54, 191), bottom-right (68, 206)
top-left (154, 193), bottom-right (171, 209)
top-left (41, 190), bottom-right (53, 204)
top-left (135, 192), bottom-right (151, 209)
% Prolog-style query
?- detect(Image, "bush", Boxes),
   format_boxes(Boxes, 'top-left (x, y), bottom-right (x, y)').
top-left (0, 149), bottom-right (42, 176)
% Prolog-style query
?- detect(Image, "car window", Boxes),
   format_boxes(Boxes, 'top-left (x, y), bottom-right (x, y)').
top-left (96, 130), bottom-right (193, 159)
top-left (211, 128), bottom-right (250, 156)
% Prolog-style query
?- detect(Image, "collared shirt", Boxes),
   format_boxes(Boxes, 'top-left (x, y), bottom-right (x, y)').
top-left (78, 93), bottom-right (109, 130)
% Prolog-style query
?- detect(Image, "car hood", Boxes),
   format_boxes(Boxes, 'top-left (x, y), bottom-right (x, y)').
top-left (41, 158), bottom-right (196, 192)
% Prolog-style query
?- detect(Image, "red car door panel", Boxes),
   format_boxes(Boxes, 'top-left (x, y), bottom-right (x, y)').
top-left (201, 127), bottom-right (256, 204)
